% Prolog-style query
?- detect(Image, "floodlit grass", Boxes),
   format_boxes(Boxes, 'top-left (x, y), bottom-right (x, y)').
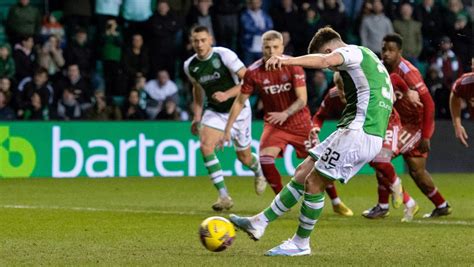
top-left (0, 174), bottom-right (473, 265)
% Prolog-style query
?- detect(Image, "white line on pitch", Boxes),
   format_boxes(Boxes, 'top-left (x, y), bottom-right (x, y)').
top-left (1, 205), bottom-right (473, 226)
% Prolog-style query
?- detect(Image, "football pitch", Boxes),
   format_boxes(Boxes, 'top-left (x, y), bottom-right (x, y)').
top-left (0, 174), bottom-right (473, 266)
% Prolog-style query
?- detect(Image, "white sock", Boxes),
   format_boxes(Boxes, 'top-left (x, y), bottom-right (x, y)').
top-left (437, 201), bottom-right (447, 208)
top-left (379, 203), bottom-right (389, 209)
top-left (291, 234), bottom-right (310, 249)
top-left (331, 197), bottom-right (341, 206)
top-left (405, 198), bottom-right (415, 208)
top-left (218, 188), bottom-right (229, 198)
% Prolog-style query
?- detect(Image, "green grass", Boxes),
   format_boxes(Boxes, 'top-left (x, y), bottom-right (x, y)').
top-left (0, 174), bottom-right (473, 265)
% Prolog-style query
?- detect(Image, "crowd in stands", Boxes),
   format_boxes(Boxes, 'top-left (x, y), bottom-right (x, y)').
top-left (0, 0), bottom-right (472, 121)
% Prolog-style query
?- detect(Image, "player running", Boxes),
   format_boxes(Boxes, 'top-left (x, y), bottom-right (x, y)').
top-left (380, 34), bottom-right (451, 218)
top-left (449, 58), bottom-right (473, 147)
top-left (229, 27), bottom-right (393, 256)
top-left (183, 26), bottom-right (266, 212)
top-left (219, 30), bottom-right (353, 217)
top-left (310, 72), bottom-right (418, 222)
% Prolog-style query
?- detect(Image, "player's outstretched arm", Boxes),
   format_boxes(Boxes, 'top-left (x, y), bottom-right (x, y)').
top-left (265, 52), bottom-right (343, 71)
top-left (191, 82), bottom-right (204, 136)
top-left (217, 92), bottom-right (251, 149)
top-left (449, 91), bottom-right (469, 147)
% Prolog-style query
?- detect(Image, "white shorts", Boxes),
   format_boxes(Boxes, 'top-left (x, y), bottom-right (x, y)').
top-left (308, 128), bottom-right (383, 184)
top-left (201, 103), bottom-right (252, 151)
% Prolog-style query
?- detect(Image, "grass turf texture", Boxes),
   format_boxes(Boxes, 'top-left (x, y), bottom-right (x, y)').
top-left (0, 174), bottom-right (473, 265)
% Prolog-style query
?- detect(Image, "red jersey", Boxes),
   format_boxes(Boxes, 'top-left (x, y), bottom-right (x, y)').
top-left (391, 58), bottom-right (435, 139)
top-left (312, 87), bottom-right (345, 128)
top-left (452, 72), bottom-right (474, 119)
top-left (241, 58), bottom-right (311, 131)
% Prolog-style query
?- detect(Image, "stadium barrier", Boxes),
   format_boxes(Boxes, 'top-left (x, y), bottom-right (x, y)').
top-left (0, 121), bottom-right (405, 178)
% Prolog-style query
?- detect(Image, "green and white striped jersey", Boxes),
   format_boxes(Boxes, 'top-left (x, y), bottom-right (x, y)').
top-left (184, 47), bottom-right (245, 113)
top-left (334, 45), bottom-right (393, 138)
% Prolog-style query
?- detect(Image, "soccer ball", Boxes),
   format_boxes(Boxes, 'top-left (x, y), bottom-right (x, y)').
top-left (199, 216), bottom-right (236, 252)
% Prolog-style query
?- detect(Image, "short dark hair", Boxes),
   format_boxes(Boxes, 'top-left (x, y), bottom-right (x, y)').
top-left (307, 26), bottom-right (342, 54)
top-left (190, 25), bottom-right (210, 35)
top-left (383, 34), bottom-right (403, 49)
top-left (34, 67), bottom-right (48, 76)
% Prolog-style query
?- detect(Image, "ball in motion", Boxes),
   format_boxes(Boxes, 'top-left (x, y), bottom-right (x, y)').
top-left (199, 216), bottom-right (236, 252)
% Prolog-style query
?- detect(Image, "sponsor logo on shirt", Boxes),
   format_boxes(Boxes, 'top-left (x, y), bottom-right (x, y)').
top-left (263, 83), bottom-right (292, 94)
top-left (199, 72), bottom-right (221, 84)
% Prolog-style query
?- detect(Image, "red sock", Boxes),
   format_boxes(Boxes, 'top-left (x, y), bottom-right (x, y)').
top-left (427, 188), bottom-right (447, 207)
top-left (260, 155), bottom-right (283, 194)
top-left (376, 175), bottom-right (390, 204)
top-left (325, 183), bottom-right (338, 200)
top-left (370, 162), bottom-right (397, 184)
top-left (403, 189), bottom-right (411, 204)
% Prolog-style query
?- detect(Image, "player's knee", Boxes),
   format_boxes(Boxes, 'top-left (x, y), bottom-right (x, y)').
top-left (200, 142), bottom-right (214, 155)
top-left (237, 151), bottom-right (252, 165)
top-left (408, 166), bottom-right (424, 179)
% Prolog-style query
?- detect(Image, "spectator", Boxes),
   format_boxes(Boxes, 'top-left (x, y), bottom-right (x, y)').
top-left (95, 0), bottom-right (123, 36)
top-left (144, 69), bottom-right (178, 119)
top-left (306, 70), bottom-right (329, 114)
top-left (0, 44), bottom-right (15, 80)
top-left (393, 3), bottom-right (422, 64)
top-left (122, 34), bottom-right (149, 89)
top-left (360, 0), bottom-right (393, 56)
top-left (319, 0), bottom-right (348, 41)
top-left (282, 31), bottom-right (295, 56)
top-left (414, 0), bottom-right (445, 60)
top-left (186, 0), bottom-right (216, 37)
top-left (100, 18), bottom-right (124, 96)
top-left (22, 92), bottom-right (49, 120)
top-left (15, 68), bottom-right (54, 116)
top-left (40, 13), bottom-right (65, 42)
top-left (240, 0), bottom-right (274, 65)
top-left (12, 35), bottom-right (35, 82)
top-left (432, 36), bottom-right (463, 90)
top-left (148, 0), bottom-right (181, 79)
top-left (301, 7), bottom-right (325, 56)
top-left (155, 98), bottom-right (181, 120)
top-left (444, 0), bottom-right (471, 35)
top-left (0, 77), bottom-right (13, 105)
top-left (270, 0), bottom-right (303, 53)
top-left (56, 88), bottom-right (82, 120)
top-left (64, 28), bottom-right (93, 77)
top-left (451, 14), bottom-right (472, 72)
top-left (62, 0), bottom-right (92, 37)
top-left (6, 0), bottom-right (41, 44)
top-left (55, 64), bottom-right (92, 107)
top-left (425, 65), bottom-right (450, 119)
top-left (84, 89), bottom-right (122, 120)
top-left (0, 90), bottom-right (15, 120)
top-left (122, 0), bottom-right (153, 41)
top-left (122, 89), bottom-right (147, 120)
top-left (132, 74), bottom-right (148, 110)
top-left (212, 0), bottom-right (241, 51)
top-left (36, 35), bottom-right (65, 80)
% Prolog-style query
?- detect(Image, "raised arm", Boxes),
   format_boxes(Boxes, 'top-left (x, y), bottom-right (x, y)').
top-left (265, 52), bottom-right (344, 71)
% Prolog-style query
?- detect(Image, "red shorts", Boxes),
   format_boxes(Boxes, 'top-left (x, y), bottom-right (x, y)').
top-left (260, 123), bottom-right (310, 159)
top-left (398, 124), bottom-right (427, 158)
top-left (371, 111), bottom-right (402, 163)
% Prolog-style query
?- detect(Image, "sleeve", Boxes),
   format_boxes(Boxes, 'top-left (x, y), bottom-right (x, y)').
top-left (334, 46), bottom-right (362, 70)
top-left (390, 73), bottom-right (409, 93)
top-left (291, 66), bottom-right (306, 88)
top-left (403, 69), bottom-right (425, 91)
top-left (217, 47), bottom-right (245, 74)
top-left (419, 89), bottom-right (435, 139)
top-left (240, 70), bottom-right (255, 95)
top-left (183, 59), bottom-right (196, 83)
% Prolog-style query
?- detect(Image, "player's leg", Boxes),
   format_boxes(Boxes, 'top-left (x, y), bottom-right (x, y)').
top-left (229, 157), bottom-right (313, 240)
top-left (325, 182), bottom-right (354, 216)
top-left (404, 156), bottom-right (452, 217)
top-left (259, 146), bottom-right (284, 194)
top-left (231, 106), bottom-right (265, 195)
top-left (199, 125), bottom-right (234, 211)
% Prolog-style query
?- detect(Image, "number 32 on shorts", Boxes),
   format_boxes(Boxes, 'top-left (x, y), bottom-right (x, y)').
top-left (320, 148), bottom-right (340, 168)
